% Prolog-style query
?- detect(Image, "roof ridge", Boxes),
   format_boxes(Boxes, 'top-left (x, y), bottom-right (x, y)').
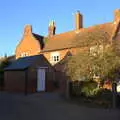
top-left (32, 33), bottom-right (44, 37)
top-left (48, 22), bottom-right (113, 37)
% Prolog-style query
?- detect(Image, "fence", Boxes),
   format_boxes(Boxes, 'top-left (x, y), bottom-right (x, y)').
top-left (69, 81), bottom-right (82, 97)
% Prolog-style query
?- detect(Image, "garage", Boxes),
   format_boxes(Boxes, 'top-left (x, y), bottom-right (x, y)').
top-left (4, 55), bottom-right (55, 94)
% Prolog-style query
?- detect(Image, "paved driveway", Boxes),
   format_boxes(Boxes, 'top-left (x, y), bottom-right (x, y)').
top-left (0, 92), bottom-right (119, 120)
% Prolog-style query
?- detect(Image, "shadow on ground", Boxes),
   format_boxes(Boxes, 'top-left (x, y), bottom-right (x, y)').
top-left (0, 92), bottom-right (119, 120)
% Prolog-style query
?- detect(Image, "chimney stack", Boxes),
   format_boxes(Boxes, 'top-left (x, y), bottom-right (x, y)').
top-left (114, 9), bottom-right (120, 23)
top-left (48, 20), bottom-right (56, 37)
top-left (75, 11), bottom-right (83, 30)
top-left (24, 24), bottom-right (32, 36)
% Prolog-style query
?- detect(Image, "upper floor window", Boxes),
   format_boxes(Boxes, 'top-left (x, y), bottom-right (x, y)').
top-left (90, 45), bottom-right (103, 56)
top-left (50, 52), bottom-right (60, 64)
top-left (52, 56), bottom-right (59, 61)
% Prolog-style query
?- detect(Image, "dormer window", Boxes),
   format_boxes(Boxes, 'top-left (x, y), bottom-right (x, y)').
top-left (50, 52), bottom-right (60, 64)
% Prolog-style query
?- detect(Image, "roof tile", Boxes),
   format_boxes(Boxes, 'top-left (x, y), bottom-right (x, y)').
top-left (42, 22), bottom-right (114, 52)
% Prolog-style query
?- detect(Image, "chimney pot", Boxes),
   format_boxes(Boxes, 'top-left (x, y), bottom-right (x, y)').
top-left (114, 9), bottom-right (120, 22)
top-left (24, 24), bottom-right (32, 35)
top-left (48, 20), bottom-right (56, 37)
top-left (75, 11), bottom-right (83, 30)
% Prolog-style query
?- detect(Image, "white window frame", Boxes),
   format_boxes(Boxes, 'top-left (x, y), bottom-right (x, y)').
top-left (50, 52), bottom-right (60, 64)
top-left (20, 52), bottom-right (29, 57)
top-left (90, 45), bottom-right (103, 56)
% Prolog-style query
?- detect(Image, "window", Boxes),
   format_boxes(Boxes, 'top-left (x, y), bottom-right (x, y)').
top-left (20, 52), bottom-right (29, 57)
top-left (90, 46), bottom-right (98, 56)
top-left (50, 52), bottom-right (60, 64)
top-left (53, 56), bottom-right (59, 61)
top-left (90, 45), bottom-right (103, 56)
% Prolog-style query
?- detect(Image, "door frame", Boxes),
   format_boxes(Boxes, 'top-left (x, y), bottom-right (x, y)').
top-left (36, 67), bottom-right (48, 92)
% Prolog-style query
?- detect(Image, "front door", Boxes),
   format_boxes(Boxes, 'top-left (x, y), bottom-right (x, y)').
top-left (37, 68), bottom-right (45, 92)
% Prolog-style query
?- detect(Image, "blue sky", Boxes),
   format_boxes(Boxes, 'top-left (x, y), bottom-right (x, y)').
top-left (0, 0), bottom-right (120, 56)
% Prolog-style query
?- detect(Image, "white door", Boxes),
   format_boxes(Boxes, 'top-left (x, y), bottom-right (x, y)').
top-left (37, 68), bottom-right (45, 92)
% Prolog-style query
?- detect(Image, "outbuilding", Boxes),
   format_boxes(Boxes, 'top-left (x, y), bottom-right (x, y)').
top-left (4, 55), bottom-right (55, 94)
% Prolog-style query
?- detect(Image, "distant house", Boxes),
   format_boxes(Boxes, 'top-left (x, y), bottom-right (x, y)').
top-left (4, 9), bottom-right (120, 93)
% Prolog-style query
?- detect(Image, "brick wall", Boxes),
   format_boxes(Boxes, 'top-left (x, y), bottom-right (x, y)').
top-left (4, 71), bottom-right (26, 92)
top-left (15, 34), bottom-right (41, 59)
top-left (43, 48), bottom-right (77, 63)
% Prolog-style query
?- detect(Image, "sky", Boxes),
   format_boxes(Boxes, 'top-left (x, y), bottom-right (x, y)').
top-left (0, 0), bottom-right (120, 56)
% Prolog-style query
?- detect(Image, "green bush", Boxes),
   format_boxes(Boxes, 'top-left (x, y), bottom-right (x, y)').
top-left (70, 81), bottom-right (98, 97)
top-left (95, 89), bottom-right (112, 101)
top-left (92, 89), bottom-right (113, 107)
top-left (81, 81), bottom-right (98, 97)
top-left (70, 80), bottom-right (113, 107)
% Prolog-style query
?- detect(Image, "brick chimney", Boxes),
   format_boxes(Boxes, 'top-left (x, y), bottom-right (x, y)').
top-left (114, 9), bottom-right (120, 23)
top-left (24, 24), bottom-right (32, 36)
top-left (48, 20), bottom-right (56, 37)
top-left (75, 11), bottom-right (83, 30)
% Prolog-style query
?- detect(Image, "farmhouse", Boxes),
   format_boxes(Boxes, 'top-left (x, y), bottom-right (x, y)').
top-left (4, 9), bottom-right (120, 93)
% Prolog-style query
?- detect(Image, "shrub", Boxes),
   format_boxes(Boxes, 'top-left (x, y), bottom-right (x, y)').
top-left (80, 81), bottom-right (98, 97)
top-left (92, 89), bottom-right (113, 107)
top-left (95, 88), bottom-right (112, 101)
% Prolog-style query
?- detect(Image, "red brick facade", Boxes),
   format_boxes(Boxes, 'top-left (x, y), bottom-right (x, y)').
top-left (15, 25), bottom-right (42, 59)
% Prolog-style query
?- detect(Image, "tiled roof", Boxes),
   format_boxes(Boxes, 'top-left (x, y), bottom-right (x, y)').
top-left (4, 55), bottom-right (49, 71)
top-left (7, 55), bottom-right (15, 62)
top-left (41, 22), bottom-right (114, 52)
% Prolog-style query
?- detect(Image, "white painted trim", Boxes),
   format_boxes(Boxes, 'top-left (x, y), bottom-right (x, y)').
top-left (50, 52), bottom-right (60, 64)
